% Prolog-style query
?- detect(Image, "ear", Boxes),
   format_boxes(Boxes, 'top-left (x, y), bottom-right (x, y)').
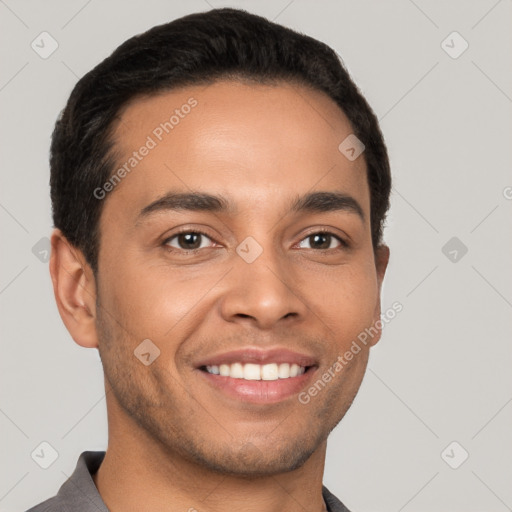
top-left (49, 228), bottom-right (99, 349)
top-left (369, 244), bottom-right (390, 347)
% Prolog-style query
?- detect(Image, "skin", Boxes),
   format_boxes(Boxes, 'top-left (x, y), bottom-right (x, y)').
top-left (50, 80), bottom-right (389, 512)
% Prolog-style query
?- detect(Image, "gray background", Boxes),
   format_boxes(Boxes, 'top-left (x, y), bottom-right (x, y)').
top-left (1, 0), bottom-right (511, 511)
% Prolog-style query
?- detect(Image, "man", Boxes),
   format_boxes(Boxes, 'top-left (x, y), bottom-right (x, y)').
top-left (28, 7), bottom-right (391, 512)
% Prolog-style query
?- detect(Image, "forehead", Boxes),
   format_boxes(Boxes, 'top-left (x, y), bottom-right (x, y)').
top-left (104, 80), bottom-right (369, 223)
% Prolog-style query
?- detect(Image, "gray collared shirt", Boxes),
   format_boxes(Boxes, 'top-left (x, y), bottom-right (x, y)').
top-left (26, 451), bottom-right (352, 512)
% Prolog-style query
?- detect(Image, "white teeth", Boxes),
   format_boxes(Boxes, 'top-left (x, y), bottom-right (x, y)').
top-left (261, 363), bottom-right (279, 381)
top-left (278, 363), bottom-right (290, 378)
top-left (205, 362), bottom-right (307, 380)
top-left (231, 362), bottom-right (244, 379)
top-left (243, 363), bottom-right (261, 380)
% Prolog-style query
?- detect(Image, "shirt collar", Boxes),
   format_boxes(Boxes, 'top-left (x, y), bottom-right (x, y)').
top-left (56, 451), bottom-right (108, 511)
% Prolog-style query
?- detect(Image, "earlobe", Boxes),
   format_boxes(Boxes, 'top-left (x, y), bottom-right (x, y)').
top-left (49, 229), bottom-right (99, 349)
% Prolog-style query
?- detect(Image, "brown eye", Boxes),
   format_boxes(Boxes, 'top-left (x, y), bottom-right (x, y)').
top-left (164, 231), bottom-right (213, 251)
top-left (298, 231), bottom-right (346, 250)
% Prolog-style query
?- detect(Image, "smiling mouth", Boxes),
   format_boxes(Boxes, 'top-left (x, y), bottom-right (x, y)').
top-left (194, 348), bottom-right (319, 403)
top-left (200, 362), bottom-right (314, 380)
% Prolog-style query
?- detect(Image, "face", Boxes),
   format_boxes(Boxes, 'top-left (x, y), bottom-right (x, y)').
top-left (91, 80), bottom-right (388, 476)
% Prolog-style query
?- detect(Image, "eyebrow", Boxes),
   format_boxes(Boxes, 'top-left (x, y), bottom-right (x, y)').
top-left (137, 190), bottom-right (365, 223)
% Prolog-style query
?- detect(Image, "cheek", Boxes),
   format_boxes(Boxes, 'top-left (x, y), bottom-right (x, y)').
top-left (307, 263), bottom-right (379, 335)
top-left (102, 259), bottom-right (223, 339)
top-left (101, 248), bottom-right (379, 345)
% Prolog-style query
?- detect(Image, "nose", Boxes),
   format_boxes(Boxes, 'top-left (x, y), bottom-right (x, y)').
top-left (218, 245), bottom-right (308, 331)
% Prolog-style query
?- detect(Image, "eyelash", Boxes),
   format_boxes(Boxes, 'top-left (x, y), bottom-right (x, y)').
top-left (162, 228), bottom-right (349, 254)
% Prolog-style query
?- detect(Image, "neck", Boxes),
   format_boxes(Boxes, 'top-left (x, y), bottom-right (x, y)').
top-left (94, 389), bottom-right (329, 512)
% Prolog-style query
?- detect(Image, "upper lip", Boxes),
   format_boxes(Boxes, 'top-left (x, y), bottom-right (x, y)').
top-left (194, 347), bottom-right (318, 369)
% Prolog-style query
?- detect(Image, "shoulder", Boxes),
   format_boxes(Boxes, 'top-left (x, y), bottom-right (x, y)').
top-left (25, 451), bottom-right (107, 512)
top-left (24, 495), bottom-right (69, 512)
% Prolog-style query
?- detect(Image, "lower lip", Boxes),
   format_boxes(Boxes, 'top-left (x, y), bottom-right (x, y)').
top-left (197, 368), bottom-right (317, 404)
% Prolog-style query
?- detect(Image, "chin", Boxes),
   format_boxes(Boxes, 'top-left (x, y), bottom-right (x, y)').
top-left (176, 429), bottom-right (324, 477)
top-left (191, 446), bottom-right (316, 477)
